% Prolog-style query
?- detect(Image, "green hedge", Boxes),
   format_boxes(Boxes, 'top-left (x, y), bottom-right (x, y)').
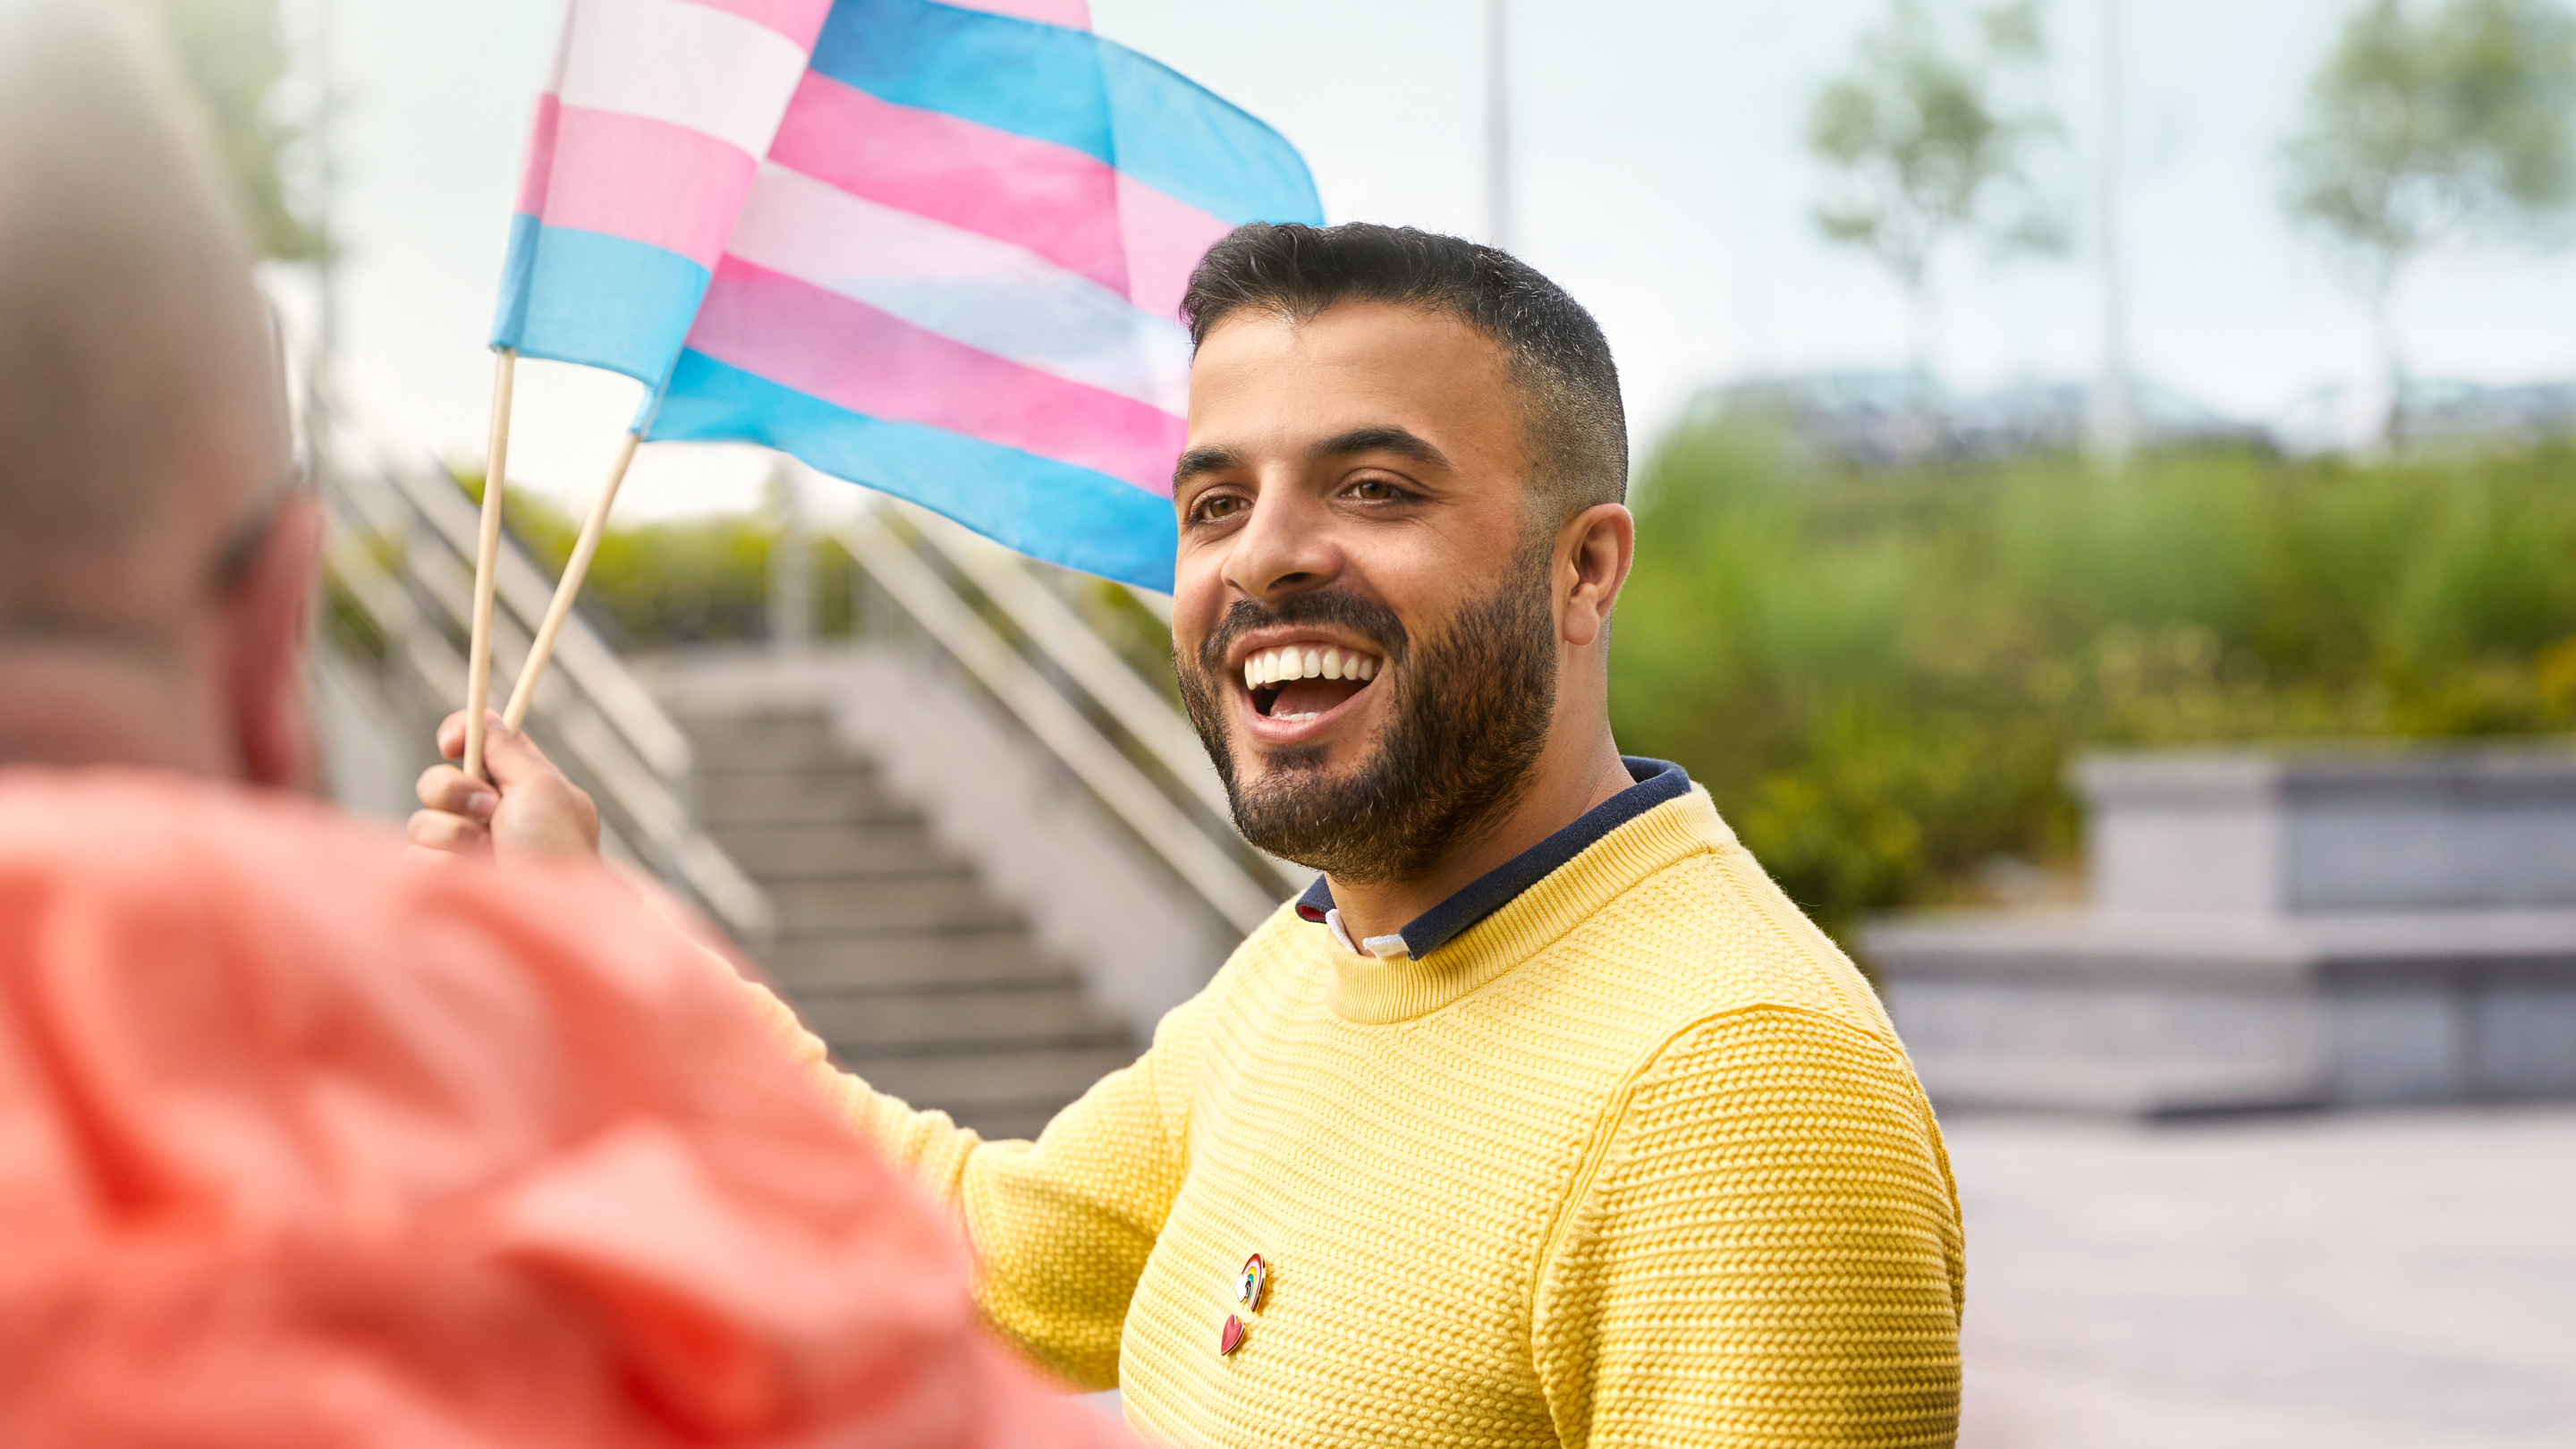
top-left (1609, 421), bottom-right (2576, 937)
top-left (455, 477), bottom-right (857, 648)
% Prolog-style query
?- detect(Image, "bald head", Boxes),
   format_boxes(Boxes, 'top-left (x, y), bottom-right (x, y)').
top-left (0, 0), bottom-right (314, 782)
top-left (0, 0), bottom-right (288, 640)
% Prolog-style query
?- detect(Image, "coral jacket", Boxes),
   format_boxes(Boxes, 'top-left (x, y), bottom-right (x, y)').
top-left (0, 768), bottom-right (1128, 1449)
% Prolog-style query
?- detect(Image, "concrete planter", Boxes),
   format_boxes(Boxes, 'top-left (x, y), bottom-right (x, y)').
top-left (1865, 744), bottom-right (2576, 1114)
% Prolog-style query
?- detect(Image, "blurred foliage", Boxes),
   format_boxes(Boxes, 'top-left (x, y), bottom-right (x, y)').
top-left (138, 0), bottom-right (326, 262)
top-left (454, 473), bottom-right (858, 647)
top-left (1809, 0), bottom-right (2064, 360)
top-left (2283, 0), bottom-right (2576, 419)
top-left (1609, 418), bottom-right (2576, 941)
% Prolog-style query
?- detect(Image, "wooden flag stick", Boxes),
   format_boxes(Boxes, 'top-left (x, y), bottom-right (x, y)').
top-left (502, 428), bottom-right (641, 730)
top-left (463, 347), bottom-right (517, 781)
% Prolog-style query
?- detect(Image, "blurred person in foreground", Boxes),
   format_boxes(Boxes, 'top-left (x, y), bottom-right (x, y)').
top-left (419, 227), bottom-right (1966, 1445)
top-left (0, 4), bottom-right (1131, 1445)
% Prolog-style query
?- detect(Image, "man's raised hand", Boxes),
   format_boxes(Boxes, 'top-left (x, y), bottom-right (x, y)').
top-left (408, 711), bottom-right (601, 867)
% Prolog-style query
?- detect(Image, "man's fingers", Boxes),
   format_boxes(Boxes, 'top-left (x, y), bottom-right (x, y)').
top-left (478, 717), bottom-right (567, 792)
top-left (402, 843), bottom-right (478, 872)
top-left (434, 710), bottom-right (474, 762)
top-left (416, 763), bottom-right (499, 819)
top-left (406, 808), bottom-right (492, 859)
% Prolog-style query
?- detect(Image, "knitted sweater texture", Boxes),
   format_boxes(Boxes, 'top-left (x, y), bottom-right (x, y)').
top-left (768, 785), bottom-right (1963, 1448)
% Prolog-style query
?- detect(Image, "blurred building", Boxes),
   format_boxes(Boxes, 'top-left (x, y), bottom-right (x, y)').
top-left (2396, 377), bottom-right (2576, 451)
top-left (1697, 371), bottom-right (2271, 466)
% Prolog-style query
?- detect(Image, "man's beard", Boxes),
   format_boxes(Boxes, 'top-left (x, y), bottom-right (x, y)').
top-left (1174, 544), bottom-right (1558, 886)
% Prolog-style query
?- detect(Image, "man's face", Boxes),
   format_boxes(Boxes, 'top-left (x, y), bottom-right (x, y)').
top-left (1170, 302), bottom-right (1561, 884)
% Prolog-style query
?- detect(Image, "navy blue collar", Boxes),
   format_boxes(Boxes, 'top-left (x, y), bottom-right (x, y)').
top-left (1293, 757), bottom-right (1691, 960)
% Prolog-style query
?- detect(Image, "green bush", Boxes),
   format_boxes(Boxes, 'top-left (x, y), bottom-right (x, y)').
top-left (1609, 421), bottom-right (2576, 939)
top-left (456, 474), bottom-right (857, 648)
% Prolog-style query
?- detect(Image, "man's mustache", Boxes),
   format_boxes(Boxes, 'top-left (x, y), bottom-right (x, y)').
top-left (1194, 589), bottom-right (1410, 677)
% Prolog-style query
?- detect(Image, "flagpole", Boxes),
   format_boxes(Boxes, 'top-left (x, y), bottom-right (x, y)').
top-left (463, 346), bottom-right (516, 781)
top-left (501, 428), bottom-right (641, 729)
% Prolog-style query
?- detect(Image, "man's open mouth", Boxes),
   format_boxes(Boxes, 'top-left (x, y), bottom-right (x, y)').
top-left (1242, 644), bottom-right (1383, 722)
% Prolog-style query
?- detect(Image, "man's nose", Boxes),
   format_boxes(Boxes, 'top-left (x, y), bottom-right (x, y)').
top-left (1221, 487), bottom-right (1340, 603)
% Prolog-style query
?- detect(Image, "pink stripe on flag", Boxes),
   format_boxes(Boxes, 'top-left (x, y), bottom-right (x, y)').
top-left (515, 93), bottom-right (563, 218)
top-left (690, 258), bottom-right (1183, 496)
top-left (526, 105), bottom-right (756, 267)
top-left (769, 73), bottom-right (1123, 295)
top-left (683, 0), bottom-right (837, 45)
top-left (767, 72), bottom-right (1234, 314)
top-left (938, 0), bottom-right (1091, 26)
top-left (1118, 174), bottom-right (1240, 321)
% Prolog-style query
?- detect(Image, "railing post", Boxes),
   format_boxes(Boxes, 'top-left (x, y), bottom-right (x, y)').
top-left (768, 462), bottom-right (813, 658)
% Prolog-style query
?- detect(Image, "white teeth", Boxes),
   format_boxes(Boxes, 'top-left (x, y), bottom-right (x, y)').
top-left (1240, 645), bottom-right (1382, 691)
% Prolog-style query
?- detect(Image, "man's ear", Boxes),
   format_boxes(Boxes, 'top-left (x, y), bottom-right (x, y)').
top-left (1556, 503), bottom-right (1634, 650)
top-left (219, 495), bottom-right (323, 789)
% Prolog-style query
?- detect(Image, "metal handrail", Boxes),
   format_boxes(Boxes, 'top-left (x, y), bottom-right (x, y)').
top-left (305, 367), bottom-right (772, 943)
top-left (836, 502), bottom-right (1296, 935)
top-left (900, 508), bottom-right (1234, 828)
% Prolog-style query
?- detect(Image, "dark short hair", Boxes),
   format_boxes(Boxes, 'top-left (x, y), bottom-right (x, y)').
top-left (1179, 223), bottom-right (1628, 527)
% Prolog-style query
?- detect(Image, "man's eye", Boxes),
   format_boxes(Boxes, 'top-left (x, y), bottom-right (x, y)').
top-left (1192, 494), bottom-right (1248, 523)
top-left (1346, 478), bottom-right (1406, 502)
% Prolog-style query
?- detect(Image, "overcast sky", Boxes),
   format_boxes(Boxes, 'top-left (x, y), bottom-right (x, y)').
top-left (307, 0), bottom-right (2576, 521)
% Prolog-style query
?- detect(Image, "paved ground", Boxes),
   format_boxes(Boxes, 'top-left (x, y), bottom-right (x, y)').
top-left (1945, 1106), bottom-right (2576, 1449)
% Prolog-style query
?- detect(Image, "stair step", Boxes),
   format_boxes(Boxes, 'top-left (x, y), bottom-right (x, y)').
top-left (758, 930), bottom-right (1073, 994)
top-left (674, 712), bottom-right (845, 770)
top-left (674, 702), bottom-right (1139, 1139)
top-left (834, 1044), bottom-right (1139, 1117)
top-left (698, 768), bottom-right (916, 828)
top-left (789, 983), bottom-right (1131, 1055)
top-left (713, 822), bottom-right (970, 879)
top-left (767, 876), bottom-right (1020, 933)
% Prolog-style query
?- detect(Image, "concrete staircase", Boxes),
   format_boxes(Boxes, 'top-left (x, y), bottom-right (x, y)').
top-left (682, 708), bottom-right (1140, 1140)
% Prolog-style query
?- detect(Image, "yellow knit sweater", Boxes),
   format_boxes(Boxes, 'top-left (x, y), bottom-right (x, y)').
top-left (758, 785), bottom-right (1962, 1448)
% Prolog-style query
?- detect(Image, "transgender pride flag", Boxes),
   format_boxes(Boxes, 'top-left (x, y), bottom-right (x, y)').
top-left (494, 0), bottom-right (1323, 590)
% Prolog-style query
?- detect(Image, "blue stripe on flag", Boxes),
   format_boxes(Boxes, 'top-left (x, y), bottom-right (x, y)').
top-left (648, 352), bottom-right (1181, 591)
top-left (809, 0), bottom-right (1322, 228)
top-left (489, 216), bottom-right (711, 387)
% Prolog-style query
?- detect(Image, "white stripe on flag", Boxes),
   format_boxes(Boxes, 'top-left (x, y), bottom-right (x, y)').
top-left (728, 162), bottom-right (1194, 416)
top-left (555, 0), bottom-right (809, 157)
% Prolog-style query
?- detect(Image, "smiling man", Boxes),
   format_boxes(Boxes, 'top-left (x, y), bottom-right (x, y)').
top-left (416, 224), bottom-right (1963, 1448)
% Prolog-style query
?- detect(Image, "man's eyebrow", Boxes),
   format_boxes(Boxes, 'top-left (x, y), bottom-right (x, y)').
top-left (1173, 445), bottom-right (1243, 488)
top-left (1313, 426), bottom-right (1449, 470)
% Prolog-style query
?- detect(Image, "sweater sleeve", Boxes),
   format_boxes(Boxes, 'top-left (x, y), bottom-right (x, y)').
top-left (731, 975), bottom-right (1206, 1392)
top-left (1530, 1005), bottom-right (1964, 1449)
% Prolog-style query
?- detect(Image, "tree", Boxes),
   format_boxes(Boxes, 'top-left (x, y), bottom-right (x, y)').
top-left (135, 0), bottom-right (326, 262)
top-left (1809, 0), bottom-right (2065, 377)
top-left (2283, 0), bottom-right (2576, 445)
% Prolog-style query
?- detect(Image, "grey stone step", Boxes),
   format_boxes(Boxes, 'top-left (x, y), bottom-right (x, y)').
top-left (791, 982), bottom-right (1131, 1055)
top-left (674, 702), bottom-right (1139, 1140)
top-left (698, 767), bottom-right (916, 828)
top-left (837, 1044), bottom-right (1137, 1116)
top-left (713, 821), bottom-right (970, 880)
top-left (758, 929), bottom-right (1073, 994)
top-left (675, 711), bottom-right (845, 771)
top-left (767, 876), bottom-right (1020, 934)
top-left (948, 1106), bottom-right (1057, 1142)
